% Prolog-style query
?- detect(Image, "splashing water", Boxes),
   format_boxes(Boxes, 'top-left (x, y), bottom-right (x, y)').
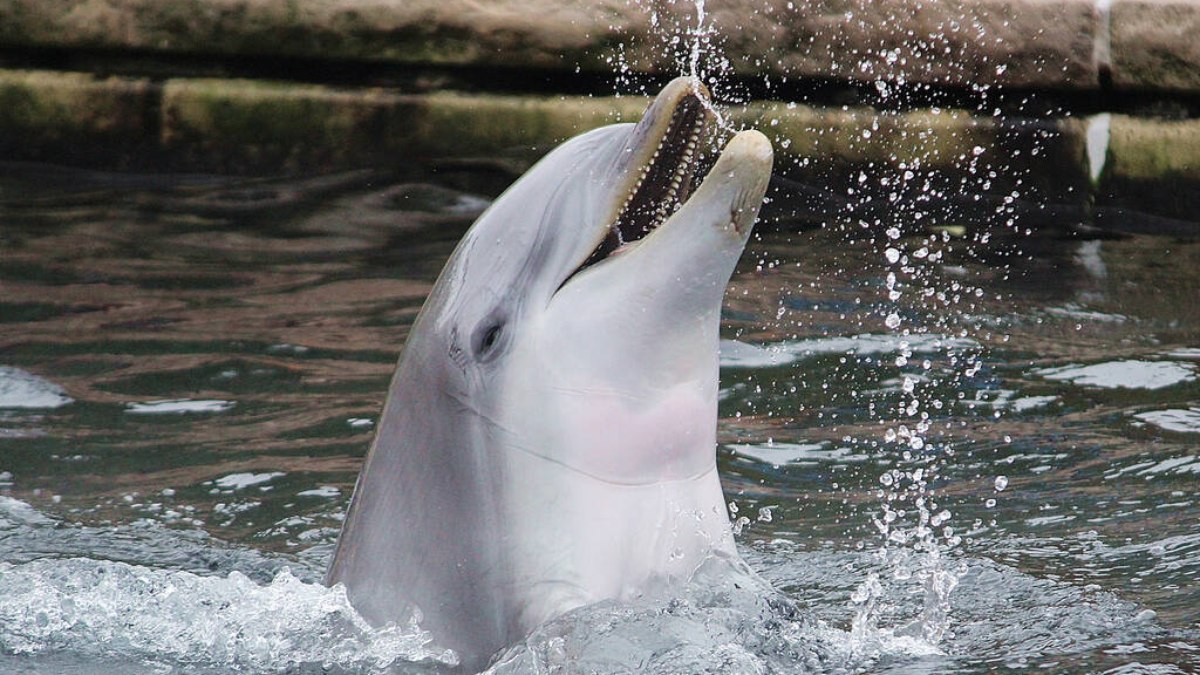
top-left (3, 0), bottom-right (1199, 672)
top-left (610, 0), bottom-right (1008, 653)
top-left (613, 0), bottom-right (737, 131)
top-left (0, 555), bottom-right (456, 672)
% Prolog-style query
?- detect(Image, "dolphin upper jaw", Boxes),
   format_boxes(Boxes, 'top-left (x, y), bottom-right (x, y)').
top-left (525, 129), bottom-right (773, 487)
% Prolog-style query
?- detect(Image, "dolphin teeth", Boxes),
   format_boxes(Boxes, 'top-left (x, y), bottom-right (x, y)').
top-left (573, 89), bottom-right (710, 273)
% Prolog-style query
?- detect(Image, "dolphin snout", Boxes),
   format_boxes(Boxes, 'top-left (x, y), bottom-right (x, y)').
top-left (708, 130), bottom-right (774, 235)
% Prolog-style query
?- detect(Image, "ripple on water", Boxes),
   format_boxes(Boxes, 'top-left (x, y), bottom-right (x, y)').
top-left (0, 366), bottom-right (73, 409)
top-left (728, 441), bottom-right (870, 467)
top-left (719, 334), bottom-right (978, 369)
top-left (485, 553), bottom-right (945, 675)
top-left (124, 399), bottom-right (237, 414)
top-left (1034, 361), bottom-right (1197, 390)
top-left (209, 471), bottom-right (286, 491)
top-left (1132, 408), bottom-right (1200, 434)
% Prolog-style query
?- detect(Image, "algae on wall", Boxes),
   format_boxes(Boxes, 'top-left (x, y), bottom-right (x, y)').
top-left (0, 70), bottom-right (152, 143)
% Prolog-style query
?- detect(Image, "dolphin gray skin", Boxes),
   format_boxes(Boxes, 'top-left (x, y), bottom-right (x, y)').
top-left (327, 76), bottom-right (774, 672)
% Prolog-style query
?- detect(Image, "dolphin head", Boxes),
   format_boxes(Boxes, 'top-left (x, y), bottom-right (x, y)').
top-left (328, 76), bottom-right (773, 672)
top-left (427, 78), bottom-right (772, 482)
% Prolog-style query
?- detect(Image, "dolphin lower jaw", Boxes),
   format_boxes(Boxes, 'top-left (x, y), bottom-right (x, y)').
top-left (500, 453), bottom-right (735, 633)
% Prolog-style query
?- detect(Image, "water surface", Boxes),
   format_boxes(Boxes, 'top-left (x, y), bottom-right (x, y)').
top-left (1, 162), bottom-right (1197, 673)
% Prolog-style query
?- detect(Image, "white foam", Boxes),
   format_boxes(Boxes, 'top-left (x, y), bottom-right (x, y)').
top-left (1011, 396), bottom-right (1059, 413)
top-left (729, 441), bottom-right (868, 466)
top-left (0, 559), bottom-right (457, 670)
top-left (297, 486), bottom-right (341, 498)
top-left (0, 496), bottom-right (54, 529)
top-left (1035, 361), bottom-right (1196, 390)
top-left (1025, 514), bottom-right (1077, 527)
top-left (125, 399), bottom-right (235, 414)
top-left (966, 389), bottom-right (1058, 413)
top-left (719, 340), bottom-right (797, 368)
top-left (1135, 455), bottom-right (1200, 476)
top-left (1133, 408), bottom-right (1200, 434)
top-left (0, 366), bottom-right (73, 409)
top-left (212, 472), bottom-right (284, 490)
top-left (1044, 305), bottom-right (1125, 323)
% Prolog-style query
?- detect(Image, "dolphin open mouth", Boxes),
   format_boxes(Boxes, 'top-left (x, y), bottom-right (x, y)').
top-left (576, 79), bottom-right (714, 272)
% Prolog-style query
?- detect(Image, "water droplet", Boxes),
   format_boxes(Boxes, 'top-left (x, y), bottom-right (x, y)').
top-left (994, 475), bottom-right (1008, 491)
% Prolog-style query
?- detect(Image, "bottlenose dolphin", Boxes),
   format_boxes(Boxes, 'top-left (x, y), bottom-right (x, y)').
top-left (327, 76), bottom-right (774, 672)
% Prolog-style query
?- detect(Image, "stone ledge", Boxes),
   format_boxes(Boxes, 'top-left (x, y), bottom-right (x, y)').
top-left (1107, 114), bottom-right (1200, 181)
top-left (3, 67), bottom-right (1198, 231)
top-left (724, 0), bottom-right (1100, 90)
top-left (0, 69), bottom-right (152, 140)
top-left (1109, 0), bottom-right (1200, 92)
top-left (0, 0), bottom-right (1196, 94)
top-left (0, 0), bottom-right (637, 71)
top-left (159, 79), bottom-right (651, 171)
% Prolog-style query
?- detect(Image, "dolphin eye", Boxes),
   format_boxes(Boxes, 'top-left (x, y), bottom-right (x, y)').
top-left (472, 319), bottom-right (506, 362)
top-left (482, 325), bottom-right (501, 350)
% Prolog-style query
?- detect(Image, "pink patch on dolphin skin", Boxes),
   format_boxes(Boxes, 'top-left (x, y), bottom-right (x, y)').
top-left (549, 386), bottom-right (716, 484)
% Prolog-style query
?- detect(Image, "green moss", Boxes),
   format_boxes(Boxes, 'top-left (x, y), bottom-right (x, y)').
top-left (412, 93), bottom-right (646, 157)
top-left (1109, 116), bottom-right (1200, 181)
top-left (0, 69), bottom-right (151, 140)
top-left (160, 81), bottom-right (657, 170)
top-left (739, 102), bottom-right (998, 170)
top-left (162, 78), bottom-right (415, 168)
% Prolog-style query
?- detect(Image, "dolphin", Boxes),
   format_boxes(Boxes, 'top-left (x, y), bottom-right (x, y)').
top-left (326, 76), bottom-right (774, 672)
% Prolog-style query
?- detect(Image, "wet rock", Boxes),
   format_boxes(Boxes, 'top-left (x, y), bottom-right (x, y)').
top-left (160, 78), bottom-right (424, 173)
top-left (1106, 115), bottom-right (1200, 182)
top-left (1095, 114), bottom-right (1200, 228)
top-left (159, 78), bottom-right (648, 172)
top-left (0, 67), bottom-right (1194, 233)
top-left (0, 69), bottom-right (154, 165)
top-left (0, 0), bottom-right (1105, 91)
top-left (744, 103), bottom-right (1002, 170)
top-left (0, 0), bottom-right (642, 72)
top-left (716, 0), bottom-right (1101, 90)
top-left (1109, 0), bottom-right (1200, 92)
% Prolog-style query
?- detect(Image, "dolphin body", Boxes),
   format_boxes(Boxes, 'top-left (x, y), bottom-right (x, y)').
top-left (327, 77), bottom-right (774, 672)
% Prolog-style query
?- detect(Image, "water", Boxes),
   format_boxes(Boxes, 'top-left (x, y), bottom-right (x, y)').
top-left (1, 156), bottom-right (1197, 673)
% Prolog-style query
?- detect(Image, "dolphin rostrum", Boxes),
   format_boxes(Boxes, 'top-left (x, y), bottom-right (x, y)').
top-left (327, 76), bottom-right (774, 672)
